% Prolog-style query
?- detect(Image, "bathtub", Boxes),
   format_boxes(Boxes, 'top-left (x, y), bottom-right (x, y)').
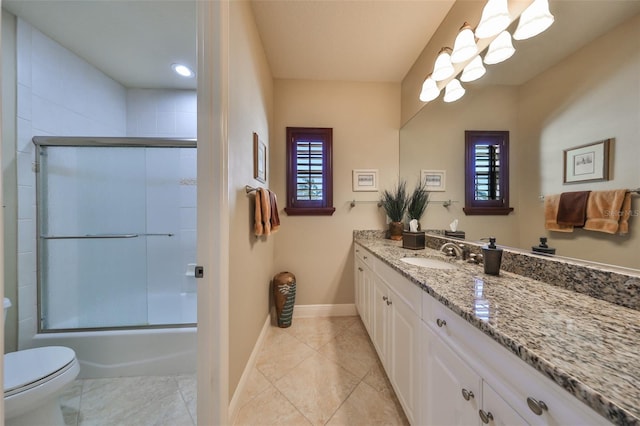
top-left (31, 326), bottom-right (197, 378)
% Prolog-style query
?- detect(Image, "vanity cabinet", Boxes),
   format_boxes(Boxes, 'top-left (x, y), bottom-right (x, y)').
top-left (421, 291), bottom-right (606, 426)
top-left (353, 244), bottom-right (421, 424)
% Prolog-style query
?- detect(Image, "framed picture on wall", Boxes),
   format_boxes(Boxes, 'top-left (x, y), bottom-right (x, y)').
top-left (352, 169), bottom-right (378, 192)
top-left (421, 170), bottom-right (446, 191)
top-left (563, 139), bottom-right (611, 184)
top-left (253, 132), bottom-right (266, 183)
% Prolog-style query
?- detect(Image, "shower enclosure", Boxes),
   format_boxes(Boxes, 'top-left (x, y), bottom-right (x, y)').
top-left (34, 137), bottom-right (197, 331)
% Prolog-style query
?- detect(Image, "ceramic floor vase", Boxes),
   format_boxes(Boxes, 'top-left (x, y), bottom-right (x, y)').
top-left (273, 271), bottom-right (296, 328)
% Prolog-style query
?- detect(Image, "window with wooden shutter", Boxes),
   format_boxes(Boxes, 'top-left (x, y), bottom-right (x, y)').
top-left (285, 127), bottom-right (335, 216)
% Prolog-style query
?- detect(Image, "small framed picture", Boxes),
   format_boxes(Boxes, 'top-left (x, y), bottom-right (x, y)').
top-left (352, 169), bottom-right (379, 192)
top-left (421, 170), bottom-right (446, 191)
top-left (253, 132), bottom-right (266, 183)
top-left (563, 139), bottom-right (611, 184)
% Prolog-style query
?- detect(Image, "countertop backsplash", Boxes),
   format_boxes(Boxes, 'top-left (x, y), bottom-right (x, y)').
top-left (354, 230), bottom-right (640, 311)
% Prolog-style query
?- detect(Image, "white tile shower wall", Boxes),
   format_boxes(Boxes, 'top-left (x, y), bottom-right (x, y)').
top-left (16, 19), bottom-right (128, 347)
top-left (126, 89), bottom-right (197, 138)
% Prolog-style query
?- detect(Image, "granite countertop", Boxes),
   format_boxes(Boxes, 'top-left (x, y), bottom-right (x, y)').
top-left (353, 234), bottom-right (640, 426)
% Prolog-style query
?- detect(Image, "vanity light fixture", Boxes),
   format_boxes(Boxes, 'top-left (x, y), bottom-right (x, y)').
top-left (483, 31), bottom-right (515, 65)
top-left (443, 79), bottom-right (465, 103)
top-left (475, 0), bottom-right (511, 39)
top-left (432, 47), bottom-right (455, 81)
top-left (419, 74), bottom-right (440, 102)
top-left (513, 0), bottom-right (555, 40)
top-left (171, 63), bottom-right (195, 78)
top-left (460, 55), bottom-right (486, 82)
top-left (451, 22), bottom-right (478, 64)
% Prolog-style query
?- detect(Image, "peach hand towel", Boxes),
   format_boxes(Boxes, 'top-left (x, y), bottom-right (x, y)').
top-left (557, 191), bottom-right (590, 227)
top-left (618, 192), bottom-right (632, 235)
top-left (261, 188), bottom-right (271, 236)
top-left (254, 189), bottom-right (264, 236)
top-left (544, 194), bottom-right (573, 232)
top-left (584, 190), bottom-right (627, 234)
top-left (269, 190), bottom-right (280, 232)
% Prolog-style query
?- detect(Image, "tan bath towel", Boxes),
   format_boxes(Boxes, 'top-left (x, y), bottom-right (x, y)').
top-left (254, 188), bottom-right (264, 236)
top-left (618, 192), bottom-right (632, 235)
top-left (269, 190), bottom-right (280, 233)
top-left (583, 190), bottom-right (627, 234)
top-left (260, 188), bottom-right (272, 236)
top-left (544, 194), bottom-right (573, 232)
top-left (557, 191), bottom-right (590, 227)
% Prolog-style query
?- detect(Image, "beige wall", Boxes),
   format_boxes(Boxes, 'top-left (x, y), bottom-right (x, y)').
top-left (516, 14), bottom-right (640, 269)
top-left (400, 85), bottom-right (522, 247)
top-left (272, 79), bottom-right (400, 306)
top-left (228, 0), bottom-right (274, 396)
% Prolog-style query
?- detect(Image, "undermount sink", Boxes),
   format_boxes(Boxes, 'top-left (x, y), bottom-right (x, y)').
top-left (400, 257), bottom-right (457, 270)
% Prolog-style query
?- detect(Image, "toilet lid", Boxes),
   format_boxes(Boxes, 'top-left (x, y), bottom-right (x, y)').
top-left (4, 346), bottom-right (77, 393)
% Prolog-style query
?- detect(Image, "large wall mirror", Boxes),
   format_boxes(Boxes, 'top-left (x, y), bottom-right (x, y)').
top-left (400, 1), bottom-right (640, 271)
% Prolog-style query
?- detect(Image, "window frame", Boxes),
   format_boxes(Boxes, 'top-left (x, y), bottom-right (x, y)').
top-left (463, 130), bottom-right (514, 216)
top-left (284, 127), bottom-right (335, 216)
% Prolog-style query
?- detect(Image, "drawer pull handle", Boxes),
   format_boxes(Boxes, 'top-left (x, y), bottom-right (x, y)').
top-left (526, 397), bottom-right (548, 415)
top-left (358, 267), bottom-right (363, 272)
top-left (461, 389), bottom-right (474, 401)
top-left (364, 256), bottom-right (368, 259)
top-left (479, 410), bottom-right (494, 424)
top-left (436, 318), bottom-right (447, 328)
top-left (386, 299), bottom-right (392, 306)
top-left (382, 296), bottom-right (388, 301)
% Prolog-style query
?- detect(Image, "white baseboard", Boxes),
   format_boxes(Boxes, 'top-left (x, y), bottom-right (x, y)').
top-left (293, 304), bottom-right (357, 318)
top-left (228, 314), bottom-right (271, 423)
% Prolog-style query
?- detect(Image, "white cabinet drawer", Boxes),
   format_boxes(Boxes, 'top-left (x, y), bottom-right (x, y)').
top-left (377, 259), bottom-right (422, 317)
top-left (354, 244), bottom-right (375, 271)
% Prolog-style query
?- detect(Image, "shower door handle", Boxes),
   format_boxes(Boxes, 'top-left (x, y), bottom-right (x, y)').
top-left (41, 234), bottom-right (140, 239)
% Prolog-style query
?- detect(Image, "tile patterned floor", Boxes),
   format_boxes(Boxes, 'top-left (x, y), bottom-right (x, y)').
top-left (233, 316), bottom-right (409, 426)
top-left (57, 316), bottom-right (407, 426)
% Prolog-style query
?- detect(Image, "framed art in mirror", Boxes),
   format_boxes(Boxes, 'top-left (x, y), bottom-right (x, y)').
top-left (563, 139), bottom-right (611, 184)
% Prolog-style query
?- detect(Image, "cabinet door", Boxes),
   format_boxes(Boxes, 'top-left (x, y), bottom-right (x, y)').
top-left (388, 289), bottom-right (420, 425)
top-left (423, 323), bottom-right (481, 426)
top-left (355, 258), bottom-right (364, 315)
top-left (371, 276), bottom-right (389, 367)
top-left (482, 382), bottom-right (529, 426)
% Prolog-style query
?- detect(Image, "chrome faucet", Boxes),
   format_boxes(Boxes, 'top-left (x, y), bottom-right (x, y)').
top-left (440, 242), bottom-right (469, 260)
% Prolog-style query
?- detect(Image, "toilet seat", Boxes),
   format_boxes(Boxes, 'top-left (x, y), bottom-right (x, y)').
top-left (4, 346), bottom-right (78, 396)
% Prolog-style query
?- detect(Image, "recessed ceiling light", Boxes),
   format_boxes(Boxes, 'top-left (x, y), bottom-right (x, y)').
top-left (171, 63), bottom-right (194, 78)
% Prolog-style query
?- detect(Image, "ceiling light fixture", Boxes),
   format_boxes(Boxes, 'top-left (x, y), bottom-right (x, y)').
top-left (419, 75), bottom-right (440, 102)
top-left (475, 0), bottom-right (511, 39)
top-left (432, 48), bottom-right (455, 81)
top-left (451, 22), bottom-right (478, 64)
top-left (483, 31), bottom-right (515, 65)
top-left (443, 79), bottom-right (465, 103)
top-left (460, 56), bottom-right (486, 83)
top-left (513, 0), bottom-right (555, 40)
top-left (171, 63), bottom-right (195, 78)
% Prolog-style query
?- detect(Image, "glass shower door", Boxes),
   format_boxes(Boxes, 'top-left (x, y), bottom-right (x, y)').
top-left (37, 142), bottom-right (196, 331)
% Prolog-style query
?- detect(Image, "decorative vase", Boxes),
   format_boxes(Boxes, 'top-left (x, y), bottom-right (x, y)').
top-left (389, 221), bottom-right (404, 240)
top-left (272, 271), bottom-right (296, 328)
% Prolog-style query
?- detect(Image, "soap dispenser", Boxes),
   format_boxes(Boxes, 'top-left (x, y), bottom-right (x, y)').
top-left (482, 237), bottom-right (503, 276)
top-left (532, 237), bottom-right (556, 255)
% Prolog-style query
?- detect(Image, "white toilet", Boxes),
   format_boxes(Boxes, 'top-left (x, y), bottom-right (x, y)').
top-left (4, 298), bottom-right (80, 426)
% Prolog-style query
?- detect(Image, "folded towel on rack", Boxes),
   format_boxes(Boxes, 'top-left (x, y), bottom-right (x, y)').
top-left (584, 190), bottom-right (627, 234)
top-left (618, 191), bottom-right (632, 235)
top-left (261, 188), bottom-right (272, 236)
top-left (269, 190), bottom-right (280, 232)
top-left (544, 194), bottom-right (573, 232)
top-left (557, 191), bottom-right (590, 226)
top-left (254, 188), bottom-right (264, 236)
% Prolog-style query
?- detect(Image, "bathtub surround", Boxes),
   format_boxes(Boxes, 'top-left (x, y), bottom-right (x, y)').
top-left (354, 230), bottom-right (640, 424)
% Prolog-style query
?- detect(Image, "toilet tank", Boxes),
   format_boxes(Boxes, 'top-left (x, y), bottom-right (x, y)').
top-left (3, 297), bottom-right (11, 322)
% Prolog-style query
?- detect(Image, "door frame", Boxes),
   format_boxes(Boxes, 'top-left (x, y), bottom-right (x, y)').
top-left (196, 1), bottom-right (230, 424)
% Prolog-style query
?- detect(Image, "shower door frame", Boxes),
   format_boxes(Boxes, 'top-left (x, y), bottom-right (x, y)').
top-left (33, 136), bottom-right (197, 333)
